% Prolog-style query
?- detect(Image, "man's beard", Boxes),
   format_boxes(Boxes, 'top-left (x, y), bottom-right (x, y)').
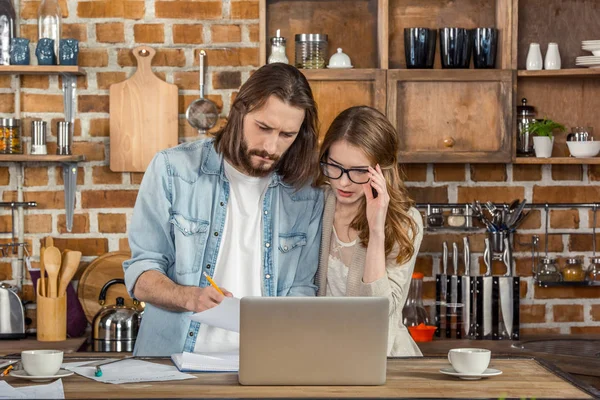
top-left (238, 138), bottom-right (281, 177)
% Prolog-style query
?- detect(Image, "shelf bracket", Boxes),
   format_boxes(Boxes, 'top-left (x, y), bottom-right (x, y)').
top-left (61, 74), bottom-right (78, 233)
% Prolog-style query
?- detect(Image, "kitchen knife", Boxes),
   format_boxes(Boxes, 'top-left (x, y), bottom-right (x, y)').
top-left (452, 242), bottom-right (459, 276)
top-left (463, 236), bottom-right (470, 276)
top-left (443, 242), bottom-right (448, 275)
top-left (483, 238), bottom-right (492, 276)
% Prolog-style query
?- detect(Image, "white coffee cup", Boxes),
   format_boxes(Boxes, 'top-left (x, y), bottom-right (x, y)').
top-left (447, 348), bottom-right (491, 374)
top-left (21, 350), bottom-right (63, 376)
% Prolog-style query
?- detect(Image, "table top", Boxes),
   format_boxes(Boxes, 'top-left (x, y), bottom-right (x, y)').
top-left (2, 357), bottom-right (596, 399)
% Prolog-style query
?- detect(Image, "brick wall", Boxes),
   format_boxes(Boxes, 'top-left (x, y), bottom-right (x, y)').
top-left (0, 0), bottom-right (598, 335)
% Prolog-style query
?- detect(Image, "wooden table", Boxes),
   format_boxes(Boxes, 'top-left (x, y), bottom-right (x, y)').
top-left (2, 357), bottom-right (597, 399)
top-left (0, 336), bottom-right (87, 356)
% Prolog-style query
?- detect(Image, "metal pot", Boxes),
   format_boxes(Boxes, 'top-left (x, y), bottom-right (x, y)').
top-left (92, 279), bottom-right (142, 352)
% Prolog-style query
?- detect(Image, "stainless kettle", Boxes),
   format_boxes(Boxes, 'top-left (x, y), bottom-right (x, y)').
top-left (0, 283), bottom-right (26, 339)
top-left (92, 279), bottom-right (142, 352)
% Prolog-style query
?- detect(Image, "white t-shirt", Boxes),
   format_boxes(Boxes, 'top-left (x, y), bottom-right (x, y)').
top-left (326, 226), bottom-right (357, 297)
top-left (193, 160), bottom-right (268, 353)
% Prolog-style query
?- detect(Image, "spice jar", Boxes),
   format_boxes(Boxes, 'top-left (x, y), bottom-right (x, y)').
top-left (268, 29), bottom-right (288, 64)
top-left (587, 257), bottom-right (600, 282)
top-left (563, 258), bottom-right (586, 282)
top-left (295, 34), bottom-right (328, 69)
top-left (448, 208), bottom-right (466, 228)
top-left (536, 257), bottom-right (562, 283)
top-left (426, 205), bottom-right (444, 227)
top-left (1, 118), bottom-right (21, 154)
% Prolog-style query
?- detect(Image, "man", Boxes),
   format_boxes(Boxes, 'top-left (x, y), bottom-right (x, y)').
top-left (123, 63), bottom-right (323, 356)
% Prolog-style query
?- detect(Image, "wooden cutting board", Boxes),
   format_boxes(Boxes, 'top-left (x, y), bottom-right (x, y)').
top-left (109, 46), bottom-right (178, 172)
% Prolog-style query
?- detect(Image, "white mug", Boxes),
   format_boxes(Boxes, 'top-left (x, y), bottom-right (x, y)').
top-left (448, 348), bottom-right (491, 374)
top-left (21, 350), bottom-right (63, 376)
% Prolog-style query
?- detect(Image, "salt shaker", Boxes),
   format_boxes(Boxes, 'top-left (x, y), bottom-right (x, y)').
top-left (268, 29), bottom-right (288, 64)
top-left (56, 120), bottom-right (72, 155)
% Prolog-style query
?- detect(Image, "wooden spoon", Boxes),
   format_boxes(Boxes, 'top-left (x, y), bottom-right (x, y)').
top-left (43, 246), bottom-right (62, 298)
top-left (40, 246), bottom-right (46, 297)
top-left (58, 250), bottom-right (82, 297)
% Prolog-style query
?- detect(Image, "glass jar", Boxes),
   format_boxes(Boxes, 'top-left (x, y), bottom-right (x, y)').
top-left (38, 0), bottom-right (61, 63)
top-left (536, 257), bottom-right (562, 283)
top-left (268, 30), bottom-right (288, 64)
top-left (295, 33), bottom-right (327, 69)
top-left (562, 258), bottom-right (586, 282)
top-left (1, 118), bottom-right (21, 154)
top-left (448, 208), bottom-right (466, 228)
top-left (426, 205), bottom-right (444, 227)
top-left (517, 98), bottom-right (536, 156)
top-left (402, 272), bottom-right (429, 327)
top-left (587, 257), bottom-right (600, 282)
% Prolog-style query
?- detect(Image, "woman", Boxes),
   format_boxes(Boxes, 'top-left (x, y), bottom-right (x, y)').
top-left (315, 106), bottom-right (423, 356)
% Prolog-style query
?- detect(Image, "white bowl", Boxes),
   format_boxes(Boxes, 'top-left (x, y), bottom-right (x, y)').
top-left (567, 141), bottom-right (600, 158)
top-left (21, 350), bottom-right (63, 377)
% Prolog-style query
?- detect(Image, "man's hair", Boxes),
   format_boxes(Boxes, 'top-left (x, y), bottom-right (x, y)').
top-left (214, 63), bottom-right (319, 188)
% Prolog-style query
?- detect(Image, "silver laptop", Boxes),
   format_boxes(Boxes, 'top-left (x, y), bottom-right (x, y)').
top-left (239, 296), bottom-right (389, 386)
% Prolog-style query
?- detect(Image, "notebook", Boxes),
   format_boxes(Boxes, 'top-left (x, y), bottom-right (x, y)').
top-left (171, 351), bottom-right (239, 372)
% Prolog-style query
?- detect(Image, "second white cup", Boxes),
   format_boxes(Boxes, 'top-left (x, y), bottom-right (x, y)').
top-left (448, 348), bottom-right (491, 374)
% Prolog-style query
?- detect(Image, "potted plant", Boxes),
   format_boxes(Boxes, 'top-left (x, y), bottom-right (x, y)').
top-left (530, 118), bottom-right (566, 158)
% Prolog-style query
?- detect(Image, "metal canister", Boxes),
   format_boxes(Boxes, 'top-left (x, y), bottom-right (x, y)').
top-left (56, 121), bottom-right (72, 155)
top-left (517, 98), bottom-right (536, 156)
top-left (31, 120), bottom-right (47, 155)
top-left (295, 34), bottom-right (328, 69)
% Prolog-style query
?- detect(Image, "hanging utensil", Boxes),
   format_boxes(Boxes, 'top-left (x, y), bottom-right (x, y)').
top-left (186, 50), bottom-right (218, 135)
top-left (63, 165), bottom-right (77, 233)
top-left (43, 246), bottom-right (62, 298)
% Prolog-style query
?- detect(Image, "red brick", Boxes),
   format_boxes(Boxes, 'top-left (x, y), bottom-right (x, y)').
top-left (22, 0), bottom-right (68, 19)
top-left (551, 165), bottom-right (583, 181)
top-left (131, 173), bottom-right (144, 185)
top-left (248, 24), bottom-right (259, 42)
top-left (570, 327), bottom-right (600, 334)
top-left (568, 234), bottom-right (600, 253)
top-left (20, 24), bottom-right (37, 41)
top-left (434, 164), bottom-right (465, 182)
top-left (57, 74), bottom-right (88, 90)
top-left (399, 164), bottom-right (427, 182)
top-left (77, 0), bottom-right (145, 19)
top-left (470, 164), bottom-right (507, 182)
top-left (520, 304), bottom-right (546, 323)
top-left (79, 49), bottom-right (109, 68)
top-left (21, 76), bottom-right (49, 89)
top-left (63, 24), bottom-right (87, 42)
top-left (155, 1), bottom-right (222, 19)
top-left (90, 119), bottom-right (110, 137)
top-left (457, 186), bottom-right (525, 204)
top-left (589, 165), bottom-right (600, 182)
top-left (0, 262), bottom-right (11, 280)
top-left (134, 24), bottom-right (165, 43)
top-left (118, 48), bottom-right (186, 67)
top-left (24, 167), bottom-right (48, 187)
top-left (212, 71), bottom-right (241, 90)
top-left (2, 191), bottom-right (64, 209)
top-left (518, 210), bottom-right (541, 230)
top-left (514, 233), bottom-right (563, 253)
top-left (407, 187), bottom-right (448, 204)
top-left (93, 166), bottom-right (123, 185)
top-left (22, 94), bottom-right (63, 113)
top-left (515, 257), bottom-right (535, 277)
top-left (97, 72), bottom-right (127, 90)
top-left (0, 94), bottom-right (14, 113)
top-left (0, 76), bottom-right (11, 89)
top-left (56, 166), bottom-right (84, 186)
top-left (211, 25), bottom-right (241, 43)
top-left (173, 25), bottom-right (204, 44)
top-left (25, 214), bottom-right (52, 234)
top-left (98, 213), bottom-right (127, 233)
top-left (533, 186), bottom-right (600, 203)
top-left (96, 23), bottom-right (125, 43)
top-left (0, 167), bottom-right (9, 185)
top-left (195, 48), bottom-right (258, 67)
top-left (550, 209), bottom-right (580, 229)
top-left (51, 238), bottom-right (108, 256)
top-left (414, 256), bottom-right (433, 277)
top-left (21, 285), bottom-right (35, 302)
top-left (591, 305), bottom-right (600, 321)
top-left (534, 285), bottom-right (600, 299)
top-left (82, 190), bottom-right (138, 208)
top-left (520, 281), bottom-right (528, 298)
top-left (512, 164), bottom-right (542, 181)
top-left (231, 1), bottom-right (258, 19)
top-left (119, 238), bottom-right (131, 252)
top-left (590, 210), bottom-right (600, 228)
top-left (553, 304), bottom-right (584, 322)
top-left (78, 95), bottom-right (109, 113)
top-left (58, 213), bottom-right (90, 234)
top-left (420, 233), bottom-right (486, 253)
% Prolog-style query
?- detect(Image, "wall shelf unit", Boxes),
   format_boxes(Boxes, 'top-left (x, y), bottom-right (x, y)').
top-left (0, 66), bottom-right (85, 76)
top-left (514, 157), bottom-right (600, 165)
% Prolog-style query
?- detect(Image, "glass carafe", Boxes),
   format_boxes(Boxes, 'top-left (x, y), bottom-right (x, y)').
top-left (37, 0), bottom-right (61, 63)
top-left (517, 98), bottom-right (536, 156)
top-left (402, 272), bottom-right (429, 327)
top-left (587, 257), bottom-right (600, 283)
top-left (535, 257), bottom-right (562, 283)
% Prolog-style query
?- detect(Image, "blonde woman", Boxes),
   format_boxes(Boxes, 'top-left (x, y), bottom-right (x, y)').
top-left (315, 106), bottom-right (423, 356)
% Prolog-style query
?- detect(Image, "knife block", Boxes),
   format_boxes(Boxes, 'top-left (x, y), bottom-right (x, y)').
top-left (36, 281), bottom-right (67, 341)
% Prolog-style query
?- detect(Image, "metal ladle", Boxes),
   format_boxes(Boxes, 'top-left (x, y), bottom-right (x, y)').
top-left (185, 50), bottom-right (218, 135)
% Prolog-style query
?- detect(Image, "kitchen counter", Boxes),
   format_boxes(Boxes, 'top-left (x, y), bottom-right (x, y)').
top-left (0, 335), bottom-right (87, 356)
top-left (2, 356), bottom-right (596, 399)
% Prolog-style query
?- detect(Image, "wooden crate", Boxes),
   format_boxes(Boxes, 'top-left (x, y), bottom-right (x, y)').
top-left (388, 70), bottom-right (514, 163)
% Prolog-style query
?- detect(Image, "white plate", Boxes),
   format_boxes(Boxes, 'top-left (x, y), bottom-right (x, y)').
top-left (9, 368), bottom-right (73, 382)
top-left (439, 367), bottom-right (503, 380)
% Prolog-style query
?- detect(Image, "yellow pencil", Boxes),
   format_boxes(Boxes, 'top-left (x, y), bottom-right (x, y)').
top-left (1, 364), bottom-right (13, 377)
top-left (203, 271), bottom-right (224, 295)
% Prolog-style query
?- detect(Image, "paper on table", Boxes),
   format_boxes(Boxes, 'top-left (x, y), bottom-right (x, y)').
top-left (171, 351), bottom-right (239, 372)
top-left (0, 379), bottom-right (65, 399)
top-left (190, 297), bottom-right (240, 332)
top-left (62, 359), bottom-right (196, 385)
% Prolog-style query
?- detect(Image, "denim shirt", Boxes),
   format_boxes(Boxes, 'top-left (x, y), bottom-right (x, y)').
top-left (123, 139), bottom-right (323, 356)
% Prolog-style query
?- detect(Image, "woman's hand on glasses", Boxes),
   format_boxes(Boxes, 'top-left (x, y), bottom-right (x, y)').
top-left (362, 164), bottom-right (389, 239)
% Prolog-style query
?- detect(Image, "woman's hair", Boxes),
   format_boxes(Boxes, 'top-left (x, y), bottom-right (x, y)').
top-left (317, 106), bottom-right (418, 265)
top-left (214, 63), bottom-right (319, 188)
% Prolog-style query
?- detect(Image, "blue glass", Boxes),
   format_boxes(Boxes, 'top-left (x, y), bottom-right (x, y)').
top-left (473, 28), bottom-right (498, 69)
top-left (404, 28), bottom-right (436, 69)
top-left (59, 38), bottom-right (78, 65)
top-left (35, 37), bottom-right (56, 65)
top-left (9, 37), bottom-right (30, 65)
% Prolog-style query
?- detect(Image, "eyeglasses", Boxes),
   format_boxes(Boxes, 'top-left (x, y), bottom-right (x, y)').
top-left (320, 161), bottom-right (371, 184)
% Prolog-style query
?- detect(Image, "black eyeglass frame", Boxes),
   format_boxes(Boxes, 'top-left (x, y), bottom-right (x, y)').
top-left (319, 161), bottom-right (371, 185)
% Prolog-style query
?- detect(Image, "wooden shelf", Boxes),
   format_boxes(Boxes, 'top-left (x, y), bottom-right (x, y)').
top-left (518, 69), bottom-right (600, 78)
top-left (300, 68), bottom-right (385, 81)
top-left (0, 66), bottom-right (85, 76)
top-left (0, 154), bottom-right (85, 163)
top-left (514, 157), bottom-right (600, 164)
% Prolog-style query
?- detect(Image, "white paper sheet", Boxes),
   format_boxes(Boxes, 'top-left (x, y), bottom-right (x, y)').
top-left (189, 297), bottom-right (240, 332)
top-left (171, 351), bottom-right (239, 372)
top-left (0, 379), bottom-right (64, 399)
top-left (62, 359), bottom-right (196, 385)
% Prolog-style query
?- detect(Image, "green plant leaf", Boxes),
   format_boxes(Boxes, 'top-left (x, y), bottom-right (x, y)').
top-left (529, 118), bottom-right (566, 139)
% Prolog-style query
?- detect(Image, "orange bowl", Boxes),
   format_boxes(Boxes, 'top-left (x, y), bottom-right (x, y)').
top-left (407, 324), bottom-right (437, 342)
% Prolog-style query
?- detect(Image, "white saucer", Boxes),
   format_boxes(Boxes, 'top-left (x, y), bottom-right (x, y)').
top-left (439, 367), bottom-right (502, 380)
top-left (9, 368), bottom-right (74, 382)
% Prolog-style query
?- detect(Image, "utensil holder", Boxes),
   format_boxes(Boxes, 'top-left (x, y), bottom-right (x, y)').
top-left (36, 281), bottom-right (66, 341)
